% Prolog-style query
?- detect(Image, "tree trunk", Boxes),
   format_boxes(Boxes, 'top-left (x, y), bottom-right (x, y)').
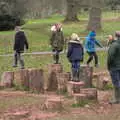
top-left (65, 0), bottom-right (79, 21)
top-left (87, 7), bottom-right (102, 31)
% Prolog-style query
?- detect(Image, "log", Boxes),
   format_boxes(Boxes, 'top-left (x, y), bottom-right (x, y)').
top-left (0, 71), bottom-right (14, 88)
top-left (47, 64), bottom-right (63, 91)
top-left (43, 97), bottom-right (63, 111)
top-left (57, 72), bottom-right (71, 93)
top-left (79, 65), bottom-right (93, 88)
top-left (73, 93), bottom-right (87, 104)
top-left (80, 88), bottom-right (97, 100)
top-left (28, 69), bottom-right (44, 93)
top-left (67, 81), bottom-right (85, 96)
top-left (14, 69), bottom-right (29, 88)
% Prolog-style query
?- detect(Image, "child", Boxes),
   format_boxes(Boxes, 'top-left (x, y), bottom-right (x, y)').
top-left (67, 33), bottom-right (84, 82)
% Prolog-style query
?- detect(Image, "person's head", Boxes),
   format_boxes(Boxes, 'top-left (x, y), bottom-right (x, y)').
top-left (89, 31), bottom-right (96, 38)
top-left (115, 31), bottom-right (120, 38)
top-left (71, 33), bottom-right (80, 41)
top-left (15, 26), bottom-right (21, 32)
top-left (55, 23), bottom-right (62, 31)
top-left (108, 35), bottom-right (114, 41)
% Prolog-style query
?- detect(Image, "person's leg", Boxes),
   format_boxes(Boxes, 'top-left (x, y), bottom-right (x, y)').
top-left (55, 50), bottom-right (60, 64)
top-left (17, 52), bottom-right (24, 69)
top-left (71, 61), bottom-right (77, 81)
top-left (109, 70), bottom-right (120, 104)
top-left (93, 52), bottom-right (98, 67)
top-left (87, 52), bottom-right (93, 65)
top-left (76, 61), bottom-right (80, 82)
top-left (13, 51), bottom-right (18, 67)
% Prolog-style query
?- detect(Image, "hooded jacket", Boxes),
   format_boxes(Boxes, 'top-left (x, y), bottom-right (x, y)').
top-left (107, 37), bottom-right (120, 71)
top-left (85, 31), bottom-right (102, 52)
top-left (67, 40), bottom-right (84, 62)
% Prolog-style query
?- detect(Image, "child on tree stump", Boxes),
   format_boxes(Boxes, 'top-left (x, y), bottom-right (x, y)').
top-left (50, 23), bottom-right (64, 64)
top-left (67, 33), bottom-right (84, 82)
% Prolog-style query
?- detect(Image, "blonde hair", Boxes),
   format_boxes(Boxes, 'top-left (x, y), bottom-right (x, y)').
top-left (71, 33), bottom-right (80, 40)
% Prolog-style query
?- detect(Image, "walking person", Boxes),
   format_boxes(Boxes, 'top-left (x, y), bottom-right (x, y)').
top-left (50, 23), bottom-right (64, 64)
top-left (13, 26), bottom-right (29, 69)
top-left (67, 33), bottom-right (84, 82)
top-left (107, 31), bottom-right (120, 104)
top-left (85, 31), bottom-right (102, 67)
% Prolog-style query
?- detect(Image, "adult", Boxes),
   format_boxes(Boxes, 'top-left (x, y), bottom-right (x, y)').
top-left (107, 31), bottom-right (120, 104)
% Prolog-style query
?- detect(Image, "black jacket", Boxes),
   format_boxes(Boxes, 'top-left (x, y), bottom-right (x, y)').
top-left (67, 40), bottom-right (84, 62)
top-left (14, 31), bottom-right (29, 52)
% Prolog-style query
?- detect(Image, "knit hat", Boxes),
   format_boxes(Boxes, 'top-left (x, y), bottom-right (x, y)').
top-left (115, 31), bottom-right (120, 37)
top-left (89, 31), bottom-right (96, 37)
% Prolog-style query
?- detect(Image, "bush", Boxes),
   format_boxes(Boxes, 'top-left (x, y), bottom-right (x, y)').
top-left (0, 14), bottom-right (25, 31)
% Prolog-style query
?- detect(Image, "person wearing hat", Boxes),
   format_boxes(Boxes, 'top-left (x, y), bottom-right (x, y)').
top-left (13, 26), bottom-right (29, 69)
top-left (85, 31), bottom-right (102, 67)
top-left (67, 33), bottom-right (84, 82)
top-left (107, 31), bottom-right (120, 104)
top-left (50, 23), bottom-right (64, 64)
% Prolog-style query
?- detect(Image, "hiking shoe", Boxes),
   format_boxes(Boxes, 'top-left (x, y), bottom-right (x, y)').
top-left (12, 65), bottom-right (17, 67)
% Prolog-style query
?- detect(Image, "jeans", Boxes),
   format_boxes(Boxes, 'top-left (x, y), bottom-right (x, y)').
top-left (87, 52), bottom-right (98, 65)
top-left (13, 51), bottom-right (24, 68)
top-left (110, 70), bottom-right (120, 88)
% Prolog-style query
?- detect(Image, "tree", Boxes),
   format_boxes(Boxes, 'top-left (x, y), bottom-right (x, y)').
top-left (65, 0), bottom-right (79, 21)
top-left (87, 0), bottom-right (104, 31)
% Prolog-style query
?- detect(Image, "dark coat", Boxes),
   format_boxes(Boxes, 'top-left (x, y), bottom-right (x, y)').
top-left (50, 30), bottom-right (64, 51)
top-left (67, 40), bottom-right (84, 62)
top-left (14, 31), bottom-right (29, 52)
top-left (107, 38), bottom-right (120, 71)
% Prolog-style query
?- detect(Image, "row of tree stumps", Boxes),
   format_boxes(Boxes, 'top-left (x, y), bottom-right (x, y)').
top-left (0, 64), bottom-right (110, 110)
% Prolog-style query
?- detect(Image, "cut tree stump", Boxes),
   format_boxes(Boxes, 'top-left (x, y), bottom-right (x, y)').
top-left (67, 81), bottom-right (85, 96)
top-left (79, 65), bottom-right (93, 88)
top-left (43, 97), bottom-right (63, 111)
top-left (80, 88), bottom-right (98, 100)
top-left (28, 69), bottom-right (44, 93)
top-left (57, 72), bottom-right (71, 93)
top-left (14, 69), bottom-right (29, 88)
top-left (73, 93), bottom-right (87, 104)
top-left (47, 64), bottom-right (63, 91)
top-left (0, 71), bottom-right (14, 88)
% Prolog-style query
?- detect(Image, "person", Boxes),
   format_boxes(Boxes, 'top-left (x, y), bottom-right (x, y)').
top-left (67, 33), bottom-right (84, 82)
top-left (107, 35), bottom-right (115, 46)
top-left (13, 26), bottom-right (29, 69)
top-left (50, 23), bottom-right (64, 64)
top-left (107, 31), bottom-right (120, 104)
top-left (85, 31), bottom-right (102, 67)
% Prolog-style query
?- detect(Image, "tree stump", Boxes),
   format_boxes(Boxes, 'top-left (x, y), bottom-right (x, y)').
top-left (47, 64), bottom-right (63, 91)
top-left (79, 65), bottom-right (93, 88)
top-left (43, 97), bottom-right (63, 111)
top-left (57, 72), bottom-right (71, 93)
top-left (14, 69), bottom-right (29, 88)
top-left (28, 69), bottom-right (44, 93)
top-left (80, 88), bottom-right (97, 100)
top-left (73, 93), bottom-right (87, 104)
top-left (0, 71), bottom-right (14, 88)
top-left (67, 81), bottom-right (85, 96)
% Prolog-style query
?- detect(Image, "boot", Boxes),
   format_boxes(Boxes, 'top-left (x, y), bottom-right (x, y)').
top-left (109, 87), bottom-right (120, 104)
top-left (71, 69), bottom-right (77, 81)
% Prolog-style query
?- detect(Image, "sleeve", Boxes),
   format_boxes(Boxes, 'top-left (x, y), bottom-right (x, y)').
top-left (81, 45), bottom-right (84, 62)
top-left (107, 44), bottom-right (117, 69)
top-left (23, 32), bottom-right (29, 49)
top-left (67, 43), bottom-right (72, 58)
top-left (95, 40), bottom-right (103, 48)
top-left (13, 34), bottom-right (17, 50)
top-left (50, 32), bottom-right (55, 45)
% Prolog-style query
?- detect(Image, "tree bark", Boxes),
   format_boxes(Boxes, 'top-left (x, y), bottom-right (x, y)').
top-left (65, 0), bottom-right (79, 21)
top-left (87, 7), bottom-right (102, 31)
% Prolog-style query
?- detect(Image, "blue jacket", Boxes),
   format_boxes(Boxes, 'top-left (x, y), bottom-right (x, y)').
top-left (67, 40), bottom-right (84, 62)
top-left (85, 36), bottom-right (102, 52)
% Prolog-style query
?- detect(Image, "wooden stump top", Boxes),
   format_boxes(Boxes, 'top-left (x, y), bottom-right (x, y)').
top-left (68, 81), bottom-right (85, 86)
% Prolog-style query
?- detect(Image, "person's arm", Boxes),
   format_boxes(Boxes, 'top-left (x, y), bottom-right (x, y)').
top-left (67, 43), bottom-right (72, 58)
top-left (107, 43), bottom-right (117, 69)
top-left (23, 32), bottom-right (29, 50)
top-left (95, 40), bottom-right (103, 48)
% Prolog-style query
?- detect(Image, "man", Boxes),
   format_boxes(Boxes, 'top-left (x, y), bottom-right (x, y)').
top-left (67, 33), bottom-right (84, 82)
top-left (107, 31), bottom-right (120, 104)
top-left (85, 31), bottom-right (102, 67)
top-left (13, 26), bottom-right (29, 69)
top-left (50, 23), bottom-right (64, 64)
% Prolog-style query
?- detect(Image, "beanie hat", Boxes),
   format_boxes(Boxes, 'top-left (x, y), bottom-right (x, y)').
top-left (89, 31), bottom-right (96, 37)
